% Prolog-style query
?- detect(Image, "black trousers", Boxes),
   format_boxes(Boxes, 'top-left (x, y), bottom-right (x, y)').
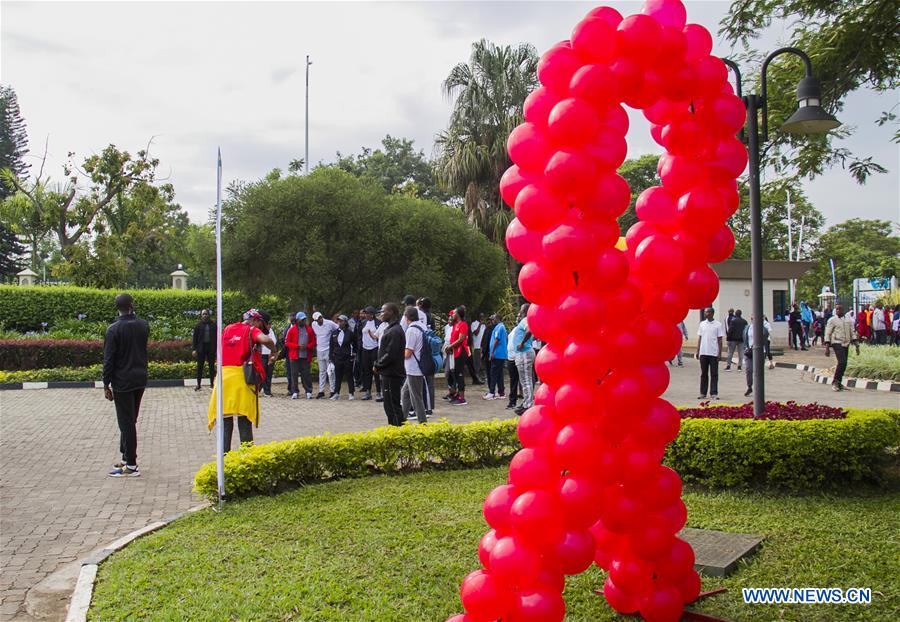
top-left (261, 354), bottom-right (273, 395)
top-left (488, 358), bottom-right (505, 396)
top-left (381, 374), bottom-right (405, 426)
top-left (832, 344), bottom-right (849, 385)
top-left (196, 349), bottom-right (216, 387)
top-left (466, 351), bottom-right (479, 383)
top-left (285, 358), bottom-right (295, 395)
top-left (291, 359), bottom-right (313, 394)
top-left (453, 352), bottom-right (469, 396)
top-left (333, 360), bottom-right (354, 395)
top-left (699, 355), bottom-right (719, 397)
top-left (360, 348), bottom-right (381, 394)
top-left (113, 388), bottom-right (144, 466)
top-left (507, 359), bottom-right (520, 407)
top-left (223, 415), bottom-right (253, 452)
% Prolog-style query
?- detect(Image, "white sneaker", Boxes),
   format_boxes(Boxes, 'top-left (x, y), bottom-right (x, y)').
top-left (291, 393), bottom-right (299, 400)
top-left (306, 393), bottom-right (313, 399)
top-left (348, 394), bottom-right (355, 401)
top-left (768, 361), bottom-right (775, 369)
top-left (330, 394), bottom-right (339, 401)
top-left (483, 393), bottom-right (495, 400)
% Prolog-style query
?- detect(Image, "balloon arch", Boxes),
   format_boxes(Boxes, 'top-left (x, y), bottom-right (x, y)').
top-left (448, 1), bottom-right (747, 621)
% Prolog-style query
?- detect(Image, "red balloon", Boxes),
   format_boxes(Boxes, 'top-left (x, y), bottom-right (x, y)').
top-left (636, 400), bottom-right (681, 447)
top-left (505, 218), bottom-right (543, 264)
top-left (542, 223), bottom-right (592, 269)
top-left (678, 569), bottom-right (703, 604)
top-left (510, 490), bottom-right (564, 546)
top-left (533, 382), bottom-right (556, 407)
top-left (509, 447), bottom-right (559, 490)
top-left (564, 341), bottom-right (609, 383)
top-left (640, 586), bottom-right (684, 622)
top-left (518, 405), bottom-right (559, 449)
top-left (610, 556), bottom-right (654, 595)
top-left (515, 184), bottom-right (568, 232)
top-left (634, 235), bottom-right (685, 284)
top-left (707, 224), bottom-right (735, 263)
top-left (570, 64), bottom-right (619, 109)
top-left (518, 261), bottom-right (570, 306)
top-left (558, 291), bottom-right (605, 334)
top-left (710, 136), bottom-right (749, 178)
top-left (585, 131), bottom-right (627, 170)
top-left (625, 221), bottom-right (661, 255)
top-left (718, 180), bottom-right (740, 216)
top-left (500, 165), bottom-right (530, 209)
top-left (625, 69), bottom-right (664, 109)
top-left (643, 0), bottom-right (687, 30)
top-left (507, 123), bottom-right (553, 174)
top-left (523, 86), bottom-right (560, 127)
top-left (604, 576), bottom-right (640, 614)
top-left (554, 420), bottom-right (600, 470)
top-left (601, 484), bottom-right (643, 532)
top-left (650, 123), bottom-right (665, 146)
top-left (657, 537), bottom-right (695, 581)
top-left (526, 303), bottom-right (566, 344)
top-left (635, 186), bottom-right (677, 227)
top-left (544, 149), bottom-right (597, 199)
top-left (508, 588), bottom-right (565, 622)
top-left (483, 484), bottom-right (518, 532)
top-left (460, 570), bottom-right (511, 621)
top-left (617, 14), bottom-right (662, 65)
top-left (657, 286), bottom-right (689, 323)
top-left (588, 247), bottom-right (629, 290)
top-left (683, 264), bottom-right (720, 309)
top-left (632, 515), bottom-right (676, 560)
top-left (537, 42), bottom-right (581, 95)
top-left (586, 6), bottom-right (623, 28)
top-left (583, 172), bottom-right (630, 220)
top-left (610, 57), bottom-right (644, 101)
top-left (672, 228), bottom-right (708, 266)
top-left (489, 535), bottom-right (541, 587)
top-left (479, 529), bottom-right (500, 568)
top-left (656, 26), bottom-right (687, 66)
top-left (682, 23), bottom-right (712, 61)
top-left (644, 466), bottom-right (684, 511)
top-left (620, 444), bottom-right (661, 485)
top-left (691, 55), bottom-right (728, 97)
top-left (571, 17), bottom-right (617, 63)
top-left (638, 363), bottom-right (670, 397)
top-left (661, 117), bottom-right (708, 156)
top-left (698, 93), bottom-right (746, 135)
top-left (644, 98), bottom-right (688, 125)
top-left (534, 343), bottom-right (566, 386)
top-left (598, 104), bottom-right (630, 134)
top-left (658, 154), bottom-right (707, 194)
top-left (552, 529), bottom-right (595, 575)
top-left (557, 476), bottom-right (602, 528)
top-left (658, 500), bottom-right (689, 535)
top-left (533, 568), bottom-right (566, 593)
top-left (445, 615), bottom-right (474, 622)
top-left (642, 320), bottom-right (684, 364)
top-left (677, 186), bottom-right (726, 233)
top-left (548, 98), bottom-right (600, 147)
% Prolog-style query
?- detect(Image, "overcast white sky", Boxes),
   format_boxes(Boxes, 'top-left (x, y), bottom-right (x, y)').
top-left (2, 1), bottom-right (898, 230)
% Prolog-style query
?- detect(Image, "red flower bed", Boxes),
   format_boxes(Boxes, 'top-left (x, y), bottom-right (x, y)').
top-left (680, 401), bottom-right (846, 420)
top-left (0, 339), bottom-right (192, 370)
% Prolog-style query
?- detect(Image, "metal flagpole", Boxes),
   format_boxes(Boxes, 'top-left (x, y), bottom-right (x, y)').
top-left (215, 148), bottom-right (226, 510)
top-left (305, 55), bottom-right (312, 174)
top-left (786, 190), bottom-right (794, 304)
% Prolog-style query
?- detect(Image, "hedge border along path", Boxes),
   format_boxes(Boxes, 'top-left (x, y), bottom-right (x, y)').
top-left (0, 285), bottom-right (288, 332)
top-left (193, 409), bottom-right (900, 499)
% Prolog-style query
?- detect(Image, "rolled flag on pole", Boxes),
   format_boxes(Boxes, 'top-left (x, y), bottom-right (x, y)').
top-left (829, 258), bottom-right (838, 296)
top-left (215, 148), bottom-right (226, 508)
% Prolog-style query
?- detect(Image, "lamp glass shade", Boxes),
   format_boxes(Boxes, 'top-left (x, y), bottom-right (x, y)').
top-left (781, 104), bottom-right (841, 134)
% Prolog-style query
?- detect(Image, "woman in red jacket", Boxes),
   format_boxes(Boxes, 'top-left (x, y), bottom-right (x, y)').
top-left (206, 309), bottom-right (274, 451)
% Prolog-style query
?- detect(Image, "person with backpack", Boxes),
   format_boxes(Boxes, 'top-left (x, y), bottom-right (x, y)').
top-left (329, 315), bottom-right (355, 400)
top-left (484, 314), bottom-right (507, 400)
top-left (400, 306), bottom-right (431, 423)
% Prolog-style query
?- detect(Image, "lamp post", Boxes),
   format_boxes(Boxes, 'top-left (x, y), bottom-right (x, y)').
top-left (723, 48), bottom-right (840, 417)
top-left (305, 55), bottom-right (312, 175)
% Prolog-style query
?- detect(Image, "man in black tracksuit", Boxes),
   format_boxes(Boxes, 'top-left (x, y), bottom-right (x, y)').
top-left (329, 315), bottom-right (355, 400)
top-left (103, 293), bottom-right (150, 477)
top-left (373, 302), bottom-right (406, 426)
top-left (192, 309), bottom-right (216, 390)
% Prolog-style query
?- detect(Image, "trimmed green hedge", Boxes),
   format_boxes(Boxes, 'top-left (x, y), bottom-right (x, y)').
top-left (0, 339), bottom-right (192, 370)
top-left (193, 409), bottom-right (900, 500)
top-left (0, 360), bottom-right (288, 383)
top-left (0, 285), bottom-right (288, 332)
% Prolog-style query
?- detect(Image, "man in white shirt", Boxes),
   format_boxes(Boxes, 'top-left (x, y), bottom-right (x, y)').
top-left (470, 313), bottom-right (487, 383)
top-left (696, 307), bottom-right (725, 400)
top-left (311, 311), bottom-right (338, 398)
top-left (359, 306), bottom-right (382, 401)
top-left (258, 312), bottom-right (278, 397)
top-left (400, 307), bottom-right (429, 423)
top-left (872, 301), bottom-right (887, 345)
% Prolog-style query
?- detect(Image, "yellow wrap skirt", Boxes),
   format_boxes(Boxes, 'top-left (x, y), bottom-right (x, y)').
top-left (207, 366), bottom-right (259, 430)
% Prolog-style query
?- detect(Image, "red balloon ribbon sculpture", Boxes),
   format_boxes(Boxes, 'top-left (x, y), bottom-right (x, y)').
top-left (448, 1), bottom-right (746, 621)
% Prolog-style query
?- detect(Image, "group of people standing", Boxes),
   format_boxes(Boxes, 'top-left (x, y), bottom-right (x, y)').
top-left (853, 301), bottom-right (900, 346)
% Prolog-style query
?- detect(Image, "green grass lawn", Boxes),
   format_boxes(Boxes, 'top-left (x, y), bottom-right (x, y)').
top-left (89, 467), bottom-right (900, 621)
top-left (846, 344), bottom-right (900, 382)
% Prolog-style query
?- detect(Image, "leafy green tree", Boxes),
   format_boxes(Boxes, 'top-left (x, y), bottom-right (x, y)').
top-left (728, 178), bottom-right (823, 261)
top-left (434, 39), bottom-right (539, 244)
top-left (221, 167), bottom-right (506, 313)
top-left (617, 154), bottom-right (661, 233)
top-left (182, 223), bottom-right (216, 289)
top-left (0, 222), bottom-right (25, 281)
top-left (334, 135), bottom-right (445, 201)
top-left (720, 0), bottom-right (898, 183)
top-left (797, 219), bottom-right (900, 300)
top-left (0, 85), bottom-right (29, 199)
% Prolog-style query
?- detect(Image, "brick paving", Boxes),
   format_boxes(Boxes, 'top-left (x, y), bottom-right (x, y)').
top-left (1, 365), bottom-right (897, 620)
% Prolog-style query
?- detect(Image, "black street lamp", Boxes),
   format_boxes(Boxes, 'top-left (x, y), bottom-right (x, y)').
top-left (723, 48), bottom-right (840, 417)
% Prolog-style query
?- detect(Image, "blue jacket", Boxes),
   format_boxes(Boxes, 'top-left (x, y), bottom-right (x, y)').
top-left (800, 302), bottom-right (813, 324)
top-left (489, 323), bottom-right (508, 359)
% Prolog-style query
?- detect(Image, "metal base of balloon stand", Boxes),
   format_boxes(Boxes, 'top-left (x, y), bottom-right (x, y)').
top-left (679, 528), bottom-right (764, 577)
top-left (683, 588), bottom-right (731, 622)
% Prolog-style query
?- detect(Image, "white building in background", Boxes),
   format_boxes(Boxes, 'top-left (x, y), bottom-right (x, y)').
top-left (682, 260), bottom-right (816, 347)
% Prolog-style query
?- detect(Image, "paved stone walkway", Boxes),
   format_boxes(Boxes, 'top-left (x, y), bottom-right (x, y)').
top-left (1, 364), bottom-right (897, 620)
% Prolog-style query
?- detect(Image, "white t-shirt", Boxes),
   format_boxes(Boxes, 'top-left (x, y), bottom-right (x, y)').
top-left (471, 320), bottom-right (485, 349)
top-left (872, 308), bottom-right (886, 330)
top-left (376, 322), bottom-right (388, 345)
top-left (443, 324), bottom-right (453, 347)
top-left (404, 321), bottom-right (426, 376)
top-left (259, 328), bottom-right (277, 356)
top-left (400, 308), bottom-right (427, 330)
top-left (506, 330), bottom-right (517, 362)
top-left (697, 319), bottom-right (725, 357)
top-left (312, 319), bottom-right (338, 351)
top-left (362, 320), bottom-right (379, 350)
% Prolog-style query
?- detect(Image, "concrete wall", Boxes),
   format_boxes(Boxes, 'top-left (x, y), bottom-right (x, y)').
top-left (682, 278), bottom-right (792, 346)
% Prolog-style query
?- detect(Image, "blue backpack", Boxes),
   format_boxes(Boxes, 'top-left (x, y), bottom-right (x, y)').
top-left (412, 326), bottom-right (443, 375)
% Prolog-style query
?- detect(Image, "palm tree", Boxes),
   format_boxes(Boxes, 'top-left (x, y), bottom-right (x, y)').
top-left (434, 39), bottom-right (539, 245)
